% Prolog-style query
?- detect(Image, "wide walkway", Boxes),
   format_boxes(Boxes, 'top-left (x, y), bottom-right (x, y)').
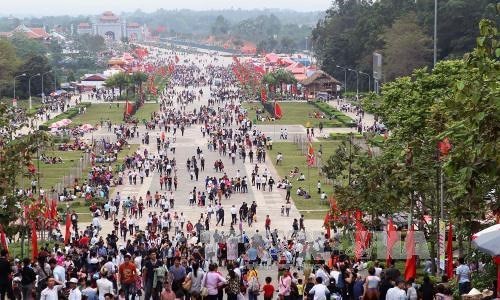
top-left (72, 48), bottom-right (325, 241)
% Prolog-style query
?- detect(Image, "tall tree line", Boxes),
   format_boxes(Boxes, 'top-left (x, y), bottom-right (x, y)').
top-left (312, 0), bottom-right (498, 88)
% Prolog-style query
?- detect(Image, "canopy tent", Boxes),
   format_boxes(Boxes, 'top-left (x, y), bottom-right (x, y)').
top-left (472, 224), bottom-right (500, 298)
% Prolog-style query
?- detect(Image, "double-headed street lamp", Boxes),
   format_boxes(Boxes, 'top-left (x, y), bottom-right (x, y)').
top-left (347, 68), bottom-right (359, 100)
top-left (359, 71), bottom-right (371, 92)
top-left (13, 73), bottom-right (27, 101)
top-left (41, 70), bottom-right (52, 101)
top-left (29, 73), bottom-right (41, 110)
top-left (335, 65), bottom-right (348, 96)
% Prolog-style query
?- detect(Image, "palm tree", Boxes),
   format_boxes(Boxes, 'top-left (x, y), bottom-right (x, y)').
top-left (112, 72), bottom-right (130, 98)
top-left (104, 76), bottom-right (117, 97)
top-left (131, 72), bottom-right (148, 98)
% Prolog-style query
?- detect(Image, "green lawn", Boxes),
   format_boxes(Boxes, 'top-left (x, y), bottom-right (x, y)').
top-left (29, 150), bottom-right (88, 190)
top-left (269, 141), bottom-right (341, 219)
top-left (242, 101), bottom-right (350, 128)
top-left (70, 103), bottom-right (159, 126)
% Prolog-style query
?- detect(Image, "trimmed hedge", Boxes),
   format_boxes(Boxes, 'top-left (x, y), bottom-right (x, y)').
top-left (312, 102), bottom-right (356, 127)
top-left (329, 132), bottom-right (363, 140)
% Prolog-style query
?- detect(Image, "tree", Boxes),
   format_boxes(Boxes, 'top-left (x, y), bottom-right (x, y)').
top-left (280, 37), bottom-right (295, 54)
top-left (10, 33), bottom-right (47, 60)
top-left (381, 13), bottom-right (432, 81)
top-left (0, 102), bottom-right (51, 233)
top-left (130, 72), bottom-right (148, 97)
top-left (0, 39), bottom-right (20, 98)
top-left (312, 0), bottom-right (495, 87)
top-left (76, 34), bottom-right (105, 55)
top-left (17, 55), bottom-right (53, 99)
top-left (211, 15), bottom-right (230, 36)
top-left (106, 73), bottom-right (130, 98)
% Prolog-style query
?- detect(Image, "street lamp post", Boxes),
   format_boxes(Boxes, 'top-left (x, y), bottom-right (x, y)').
top-left (336, 65), bottom-right (348, 97)
top-left (434, 0), bottom-right (438, 67)
top-left (41, 71), bottom-right (52, 102)
top-left (359, 71), bottom-right (371, 92)
top-left (348, 69), bottom-right (359, 100)
top-left (13, 73), bottom-right (27, 101)
top-left (29, 73), bottom-right (41, 110)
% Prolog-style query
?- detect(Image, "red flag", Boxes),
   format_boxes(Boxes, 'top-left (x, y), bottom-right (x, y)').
top-left (438, 137), bottom-right (452, 159)
top-left (64, 212), bottom-right (71, 245)
top-left (446, 222), bottom-right (454, 279)
top-left (404, 225), bottom-right (417, 280)
top-left (386, 219), bottom-right (397, 267)
top-left (274, 101), bottom-right (282, 119)
top-left (31, 223), bottom-right (38, 260)
top-left (354, 211), bottom-right (369, 260)
top-left (307, 142), bottom-right (315, 166)
top-left (291, 85), bottom-right (298, 95)
top-left (261, 88), bottom-right (267, 103)
top-left (27, 163), bottom-right (36, 174)
top-left (323, 213), bottom-right (331, 239)
top-left (175, 55), bottom-right (180, 63)
top-left (0, 225), bottom-right (8, 252)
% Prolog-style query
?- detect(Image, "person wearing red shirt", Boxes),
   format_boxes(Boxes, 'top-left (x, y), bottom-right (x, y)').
top-left (79, 235), bottom-right (89, 248)
top-left (119, 253), bottom-right (137, 299)
top-left (265, 215), bottom-right (271, 235)
top-left (262, 276), bottom-right (275, 300)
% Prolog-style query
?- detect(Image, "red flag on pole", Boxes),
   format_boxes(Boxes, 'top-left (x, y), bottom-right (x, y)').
top-left (31, 223), bottom-right (38, 260)
top-left (274, 101), bottom-right (282, 119)
top-left (64, 212), bottom-right (71, 245)
top-left (404, 225), bottom-right (417, 280)
top-left (386, 219), bottom-right (397, 267)
top-left (0, 225), bottom-right (8, 252)
top-left (261, 88), bottom-right (267, 103)
top-left (354, 210), bottom-right (368, 260)
top-left (307, 142), bottom-right (315, 166)
top-left (324, 213), bottom-right (331, 239)
top-left (438, 137), bottom-right (452, 160)
top-left (446, 222), bottom-right (454, 279)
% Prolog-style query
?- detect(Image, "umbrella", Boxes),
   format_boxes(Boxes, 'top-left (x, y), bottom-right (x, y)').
top-left (60, 119), bottom-right (72, 126)
top-left (472, 224), bottom-right (500, 256)
top-left (80, 124), bottom-right (94, 131)
top-left (472, 224), bottom-right (500, 298)
top-left (49, 123), bottom-right (59, 129)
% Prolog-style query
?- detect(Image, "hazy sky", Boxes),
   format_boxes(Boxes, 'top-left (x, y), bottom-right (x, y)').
top-left (2, 0), bottom-right (331, 16)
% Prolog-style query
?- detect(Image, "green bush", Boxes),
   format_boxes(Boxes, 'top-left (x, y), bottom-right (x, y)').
top-left (39, 124), bottom-right (48, 131)
top-left (329, 132), bottom-right (363, 140)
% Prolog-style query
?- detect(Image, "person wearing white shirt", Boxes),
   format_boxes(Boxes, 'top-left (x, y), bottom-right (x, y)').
top-left (68, 278), bottom-right (82, 300)
top-left (96, 274), bottom-right (114, 300)
top-left (309, 277), bottom-right (330, 300)
top-left (385, 279), bottom-right (407, 300)
top-left (315, 265), bottom-right (330, 284)
top-left (40, 277), bottom-right (64, 300)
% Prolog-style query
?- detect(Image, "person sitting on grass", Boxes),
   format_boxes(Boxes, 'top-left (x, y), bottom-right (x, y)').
top-left (297, 173), bottom-right (306, 181)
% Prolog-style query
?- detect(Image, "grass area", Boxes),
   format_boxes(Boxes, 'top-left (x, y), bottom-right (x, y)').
top-left (70, 103), bottom-right (126, 125)
top-left (242, 101), bottom-right (351, 128)
top-left (1, 97), bottom-right (42, 113)
top-left (269, 141), bottom-right (341, 219)
top-left (135, 103), bottom-right (159, 123)
top-left (70, 103), bottom-right (159, 126)
top-left (24, 150), bottom-right (89, 191)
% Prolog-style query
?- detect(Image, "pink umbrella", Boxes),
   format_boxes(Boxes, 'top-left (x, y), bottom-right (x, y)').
top-left (472, 224), bottom-right (500, 298)
top-left (60, 119), bottom-right (72, 126)
top-left (80, 124), bottom-right (94, 131)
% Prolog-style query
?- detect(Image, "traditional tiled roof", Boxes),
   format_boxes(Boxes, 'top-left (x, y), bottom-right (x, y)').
top-left (78, 22), bottom-right (91, 28)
